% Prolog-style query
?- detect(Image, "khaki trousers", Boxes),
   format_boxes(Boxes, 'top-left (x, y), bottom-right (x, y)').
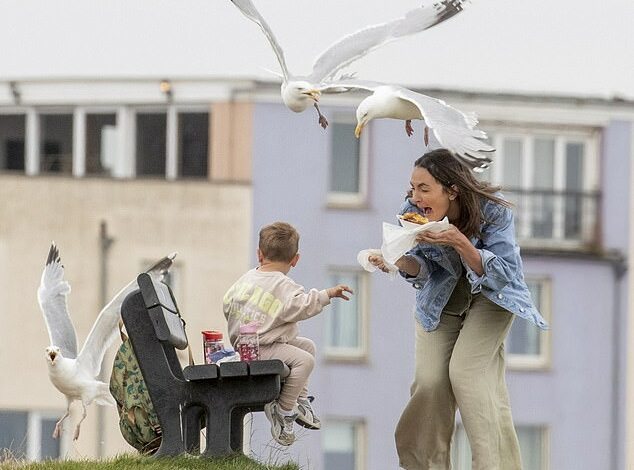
top-left (395, 294), bottom-right (522, 470)
top-left (259, 336), bottom-right (315, 411)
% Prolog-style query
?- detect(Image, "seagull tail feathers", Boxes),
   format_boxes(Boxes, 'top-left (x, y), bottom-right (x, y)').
top-left (94, 384), bottom-right (116, 406)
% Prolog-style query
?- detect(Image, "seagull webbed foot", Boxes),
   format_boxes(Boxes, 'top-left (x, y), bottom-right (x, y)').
top-left (405, 120), bottom-right (414, 137)
top-left (314, 103), bottom-right (329, 129)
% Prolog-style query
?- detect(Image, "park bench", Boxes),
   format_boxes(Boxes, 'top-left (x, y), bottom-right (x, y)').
top-left (120, 272), bottom-right (289, 457)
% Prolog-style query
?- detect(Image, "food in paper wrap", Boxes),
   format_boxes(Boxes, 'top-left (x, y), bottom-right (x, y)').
top-left (358, 215), bottom-right (450, 272)
top-left (382, 216), bottom-right (449, 264)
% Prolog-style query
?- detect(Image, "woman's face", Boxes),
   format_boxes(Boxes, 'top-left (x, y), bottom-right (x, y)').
top-left (409, 167), bottom-right (453, 221)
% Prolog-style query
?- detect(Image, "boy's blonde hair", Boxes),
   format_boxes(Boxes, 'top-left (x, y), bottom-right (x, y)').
top-left (258, 222), bottom-right (300, 263)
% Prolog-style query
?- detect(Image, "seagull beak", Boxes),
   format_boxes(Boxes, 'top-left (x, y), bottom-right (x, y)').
top-left (303, 89), bottom-right (321, 102)
top-left (355, 122), bottom-right (365, 139)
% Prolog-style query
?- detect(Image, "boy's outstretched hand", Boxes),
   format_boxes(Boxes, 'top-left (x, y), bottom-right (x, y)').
top-left (327, 284), bottom-right (354, 300)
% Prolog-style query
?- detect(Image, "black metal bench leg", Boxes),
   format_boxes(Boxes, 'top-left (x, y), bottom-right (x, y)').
top-left (154, 406), bottom-right (186, 457)
top-left (182, 405), bottom-right (204, 454)
top-left (230, 408), bottom-right (248, 453)
top-left (203, 408), bottom-right (234, 457)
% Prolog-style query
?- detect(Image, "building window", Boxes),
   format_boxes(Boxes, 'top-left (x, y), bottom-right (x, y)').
top-left (136, 112), bottom-right (167, 177)
top-left (0, 410), bottom-right (65, 461)
top-left (323, 419), bottom-right (365, 470)
top-left (452, 424), bottom-right (548, 470)
top-left (0, 114), bottom-right (26, 172)
top-left (324, 270), bottom-right (368, 361)
top-left (40, 113), bottom-right (73, 174)
top-left (85, 113), bottom-right (117, 177)
top-left (483, 128), bottom-right (599, 249)
top-left (506, 277), bottom-right (551, 370)
top-left (178, 112), bottom-right (209, 178)
top-left (327, 115), bottom-right (368, 208)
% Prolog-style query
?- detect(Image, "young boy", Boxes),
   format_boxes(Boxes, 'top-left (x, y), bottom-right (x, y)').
top-left (223, 221), bottom-right (353, 446)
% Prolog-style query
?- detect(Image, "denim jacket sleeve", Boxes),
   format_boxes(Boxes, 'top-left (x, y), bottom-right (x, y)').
top-left (398, 248), bottom-right (437, 285)
top-left (464, 203), bottom-right (520, 293)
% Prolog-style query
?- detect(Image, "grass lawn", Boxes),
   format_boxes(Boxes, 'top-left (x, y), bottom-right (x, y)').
top-left (0, 453), bottom-right (300, 470)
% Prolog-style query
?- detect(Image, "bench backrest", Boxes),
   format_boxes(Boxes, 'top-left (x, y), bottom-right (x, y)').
top-left (137, 273), bottom-right (188, 350)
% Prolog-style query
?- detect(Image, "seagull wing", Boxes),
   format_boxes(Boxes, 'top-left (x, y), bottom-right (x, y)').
top-left (393, 87), bottom-right (495, 171)
top-left (308, 0), bottom-right (467, 83)
top-left (318, 78), bottom-right (383, 94)
top-left (230, 0), bottom-right (290, 81)
top-left (76, 252), bottom-right (177, 378)
top-left (37, 244), bottom-right (78, 359)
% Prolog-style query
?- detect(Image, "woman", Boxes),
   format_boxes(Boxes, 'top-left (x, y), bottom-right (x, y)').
top-left (369, 149), bottom-right (548, 470)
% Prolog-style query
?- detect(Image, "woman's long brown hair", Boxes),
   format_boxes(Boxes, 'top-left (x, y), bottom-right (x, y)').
top-left (413, 149), bottom-right (511, 239)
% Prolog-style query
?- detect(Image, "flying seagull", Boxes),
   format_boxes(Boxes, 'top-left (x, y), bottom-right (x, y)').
top-left (328, 79), bottom-right (494, 172)
top-left (230, 0), bottom-right (467, 129)
top-left (37, 244), bottom-right (176, 440)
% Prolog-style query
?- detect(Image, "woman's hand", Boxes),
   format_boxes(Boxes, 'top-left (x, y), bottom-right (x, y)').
top-left (416, 224), bottom-right (466, 248)
top-left (370, 253), bottom-right (421, 277)
top-left (368, 254), bottom-right (391, 273)
top-left (417, 224), bottom-right (484, 276)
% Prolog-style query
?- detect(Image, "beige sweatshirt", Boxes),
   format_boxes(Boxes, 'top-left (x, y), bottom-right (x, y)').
top-left (223, 268), bottom-right (331, 346)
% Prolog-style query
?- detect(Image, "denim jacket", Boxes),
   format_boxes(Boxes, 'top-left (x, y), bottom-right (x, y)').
top-left (398, 197), bottom-right (549, 332)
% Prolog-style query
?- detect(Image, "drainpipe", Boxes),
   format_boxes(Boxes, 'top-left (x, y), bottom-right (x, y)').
top-left (97, 221), bottom-right (115, 458)
top-left (610, 254), bottom-right (627, 470)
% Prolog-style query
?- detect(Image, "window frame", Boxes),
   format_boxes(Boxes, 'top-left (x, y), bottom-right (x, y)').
top-left (36, 108), bottom-right (75, 176)
top-left (0, 111), bottom-right (27, 173)
top-left (0, 409), bottom-right (69, 461)
top-left (506, 276), bottom-right (552, 371)
top-left (323, 267), bottom-right (369, 363)
top-left (322, 417), bottom-right (367, 470)
top-left (483, 124), bottom-right (600, 250)
top-left (326, 113), bottom-right (369, 209)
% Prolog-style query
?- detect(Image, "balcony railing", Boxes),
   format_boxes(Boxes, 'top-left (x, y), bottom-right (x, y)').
top-left (502, 188), bottom-right (601, 251)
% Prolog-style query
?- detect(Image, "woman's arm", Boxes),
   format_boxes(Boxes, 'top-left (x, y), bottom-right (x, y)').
top-left (417, 225), bottom-right (484, 276)
top-left (418, 203), bottom-right (520, 292)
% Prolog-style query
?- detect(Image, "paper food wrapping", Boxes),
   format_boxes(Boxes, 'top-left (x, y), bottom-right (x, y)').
top-left (358, 216), bottom-right (450, 272)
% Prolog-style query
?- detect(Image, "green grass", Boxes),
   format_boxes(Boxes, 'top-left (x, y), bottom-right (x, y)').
top-left (0, 453), bottom-right (300, 470)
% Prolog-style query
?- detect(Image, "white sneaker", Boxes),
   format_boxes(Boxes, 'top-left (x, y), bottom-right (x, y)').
top-left (294, 397), bottom-right (321, 430)
top-left (264, 400), bottom-right (297, 446)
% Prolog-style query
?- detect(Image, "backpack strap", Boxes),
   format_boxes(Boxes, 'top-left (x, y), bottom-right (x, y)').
top-left (118, 320), bottom-right (128, 342)
top-left (179, 317), bottom-right (195, 366)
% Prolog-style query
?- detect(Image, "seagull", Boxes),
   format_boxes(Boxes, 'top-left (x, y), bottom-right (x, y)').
top-left (37, 243), bottom-right (176, 441)
top-left (230, 0), bottom-right (467, 129)
top-left (331, 79), bottom-right (495, 172)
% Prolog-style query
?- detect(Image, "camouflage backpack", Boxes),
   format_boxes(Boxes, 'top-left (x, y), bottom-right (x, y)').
top-left (109, 330), bottom-right (162, 455)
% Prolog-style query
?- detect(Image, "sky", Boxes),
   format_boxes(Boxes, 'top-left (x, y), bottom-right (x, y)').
top-left (0, 0), bottom-right (633, 99)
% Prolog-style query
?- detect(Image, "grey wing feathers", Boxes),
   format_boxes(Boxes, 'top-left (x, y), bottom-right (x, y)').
top-left (318, 79), bottom-right (383, 94)
top-left (309, 0), bottom-right (467, 83)
top-left (144, 251), bottom-right (177, 279)
top-left (230, 0), bottom-right (290, 81)
top-left (76, 252), bottom-right (177, 377)
top-left (396, 88), bottom-right (494, 172)
top-left (37, 244), bottom-right (78, 359)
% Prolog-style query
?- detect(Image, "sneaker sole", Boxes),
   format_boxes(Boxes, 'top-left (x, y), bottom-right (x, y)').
top-left (295, 404), bottom-right (321, 430)
top-left (295, 417), bottom-right (321, 430)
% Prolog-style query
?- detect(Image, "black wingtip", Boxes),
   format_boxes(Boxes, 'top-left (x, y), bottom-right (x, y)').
top-left (46, 243), bottom-right (60, 266)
